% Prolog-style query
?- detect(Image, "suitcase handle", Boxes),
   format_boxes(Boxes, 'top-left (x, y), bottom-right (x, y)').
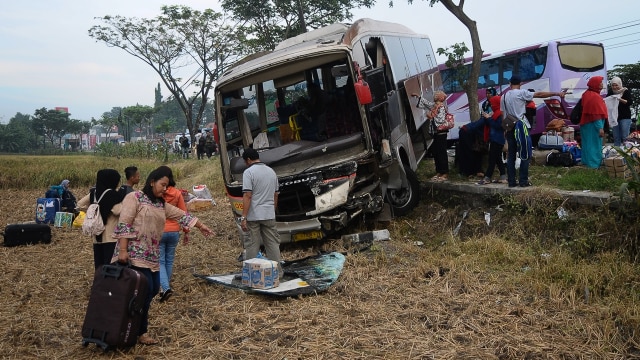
top-left (100, 261), bottom-right (131, 279)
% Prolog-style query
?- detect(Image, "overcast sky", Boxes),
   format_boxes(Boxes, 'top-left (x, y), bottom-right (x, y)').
top-left (1, 0), bottom-right (639, 123)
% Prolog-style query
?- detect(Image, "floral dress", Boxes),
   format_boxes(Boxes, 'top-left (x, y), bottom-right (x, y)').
top-left (112, 191), bottom-right (198, 271)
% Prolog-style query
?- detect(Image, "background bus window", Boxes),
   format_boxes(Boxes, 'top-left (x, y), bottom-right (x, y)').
top-left (479, 59), bottom-right (499, 88)
top-left (518, 47), bottom-right (547, 81)
top-left (500, 56), bottom-right (516, 84)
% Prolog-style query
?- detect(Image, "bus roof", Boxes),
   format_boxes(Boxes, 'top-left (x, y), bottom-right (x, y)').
top-left (438, 40), bottom-right (604, 70)
top-left (218, 18), bottom-right (429, 89)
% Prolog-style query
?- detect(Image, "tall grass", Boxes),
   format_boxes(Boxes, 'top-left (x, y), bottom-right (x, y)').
top-left (0, 154), bottom-right (224, 191)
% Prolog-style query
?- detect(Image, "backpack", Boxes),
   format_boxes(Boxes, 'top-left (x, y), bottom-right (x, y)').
top-left (82, 189), bottom-right (110, 236)
top-left (570, 99), bottom-right (582, 125)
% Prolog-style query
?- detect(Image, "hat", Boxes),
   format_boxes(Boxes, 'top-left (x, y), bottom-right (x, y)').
top-left (242, 147), bottom-right (260, 161)
top-left (509, 75), bottom-right (521, 85)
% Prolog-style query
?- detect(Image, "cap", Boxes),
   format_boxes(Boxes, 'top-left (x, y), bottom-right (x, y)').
top-left (242, 147), bottom-right (259, 161)
top-left (509, 75), bottom-right (521, 85)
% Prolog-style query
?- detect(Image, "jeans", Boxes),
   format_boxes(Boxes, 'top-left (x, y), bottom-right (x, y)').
top-left (612, 118), bottom-right (631, 146)
top-left (506, 130), bottom-right (530, 186)
top-left (159, 231), bottom-right (180, 291)
top-left (132, 266), bottom-right (159, 336)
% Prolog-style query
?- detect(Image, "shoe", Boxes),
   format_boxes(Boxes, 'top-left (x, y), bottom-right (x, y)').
top-left (508, 183), bottom-right (518, 188)
top-left (138, 333), bottom-right (158, 345)
top-left (493, 175), bottom-right (507, 184)
top-left (520, 181), bottom-right (533, 188)
top-left (159, 288), bottom-right (173, 302)
top-left (476, 178), bottom-right (491, 186)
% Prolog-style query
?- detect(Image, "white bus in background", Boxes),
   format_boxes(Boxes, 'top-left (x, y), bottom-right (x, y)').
top-left (214, 18), bottom-right (443, 243)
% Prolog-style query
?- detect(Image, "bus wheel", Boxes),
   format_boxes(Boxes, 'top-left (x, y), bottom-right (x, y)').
top-left (387, 166), bottom-right (420, 217)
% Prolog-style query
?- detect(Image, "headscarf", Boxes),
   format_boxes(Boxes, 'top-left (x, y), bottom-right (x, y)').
top-left (610, 77), bottom-right (627, 95)
top-left (92, 169), bottom-right (125, 227)
top-left (60, 179), bottom-right (70, 190)
top-left (580, 76), bottom-right (608, 125)
top-left (489, 95), bottom-right (502, 120)
top-left (428, 91), bottom-right (447, 119)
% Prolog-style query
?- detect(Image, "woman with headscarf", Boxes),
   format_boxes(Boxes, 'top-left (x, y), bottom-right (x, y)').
top-left (606, 76), bottom-right (633, 146)
top-left (77, 169), bottom-right (126, 268)
top-left (59, 179), bottom-right (77, 213)
top-left (412, 90), bottom-right (450, 181)
top-left (580, 76), bottom-right (608, 168)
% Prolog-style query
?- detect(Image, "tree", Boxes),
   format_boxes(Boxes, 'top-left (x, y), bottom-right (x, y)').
top-left (222, 0), bottom-right (375, 53)
top-left (89, 6), bottom-right (242, 145)
top-left (608, 61), bottom-right (640, 119)
top-left (399, 0), bottom-right (483, 121)
top-left (0, 113), bottom-right (35, 153)
top-left (32, 108), bottom-right (71, 148)
top-left (123, 105), bottom-right (155, 140)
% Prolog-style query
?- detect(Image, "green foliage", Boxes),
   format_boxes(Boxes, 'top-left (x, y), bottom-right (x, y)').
top-left (89, 5), bottom-right (239, 142)
top-left (437, 42), bottom-right (470, 91)
top-left (94, 140), bottom-right (176, 162)
top-left (222, 0), bottom-right (375, 53)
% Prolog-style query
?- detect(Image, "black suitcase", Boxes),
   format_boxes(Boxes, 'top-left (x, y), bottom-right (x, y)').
top-left (81, 263), bottom-right (149, 351)
top-left (2, 223), bottom-right (52, 247)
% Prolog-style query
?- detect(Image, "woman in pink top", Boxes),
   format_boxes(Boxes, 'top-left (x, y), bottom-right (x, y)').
top-left (113, 166), bottom-right (214, 345)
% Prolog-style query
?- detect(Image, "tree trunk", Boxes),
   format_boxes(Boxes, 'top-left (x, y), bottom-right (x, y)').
top-left (438, 0), bottom-right (483, 122)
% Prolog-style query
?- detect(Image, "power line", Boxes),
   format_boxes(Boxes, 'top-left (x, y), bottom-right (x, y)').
top-left (554, 19), bottom-right (640, 40)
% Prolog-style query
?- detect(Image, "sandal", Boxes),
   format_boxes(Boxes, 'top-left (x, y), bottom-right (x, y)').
top-left (431, 175), bottom-right (442, 181)
top-left (138, 333), bottom-right (159, 345)
top-left (492, 179), bottom-right (507, 184)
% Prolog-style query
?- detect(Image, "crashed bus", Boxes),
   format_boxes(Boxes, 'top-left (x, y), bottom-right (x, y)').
top-left (214, 18), bottom-right (442, 243)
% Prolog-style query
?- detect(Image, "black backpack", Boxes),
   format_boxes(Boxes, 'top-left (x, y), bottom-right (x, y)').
top-left (570, 99), bottom-right (582, 125)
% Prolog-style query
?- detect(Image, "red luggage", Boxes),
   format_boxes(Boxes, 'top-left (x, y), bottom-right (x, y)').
top-left (2, 223), bottom-right (52, 247)
top-left (81, 263), bottom-right (149, 351)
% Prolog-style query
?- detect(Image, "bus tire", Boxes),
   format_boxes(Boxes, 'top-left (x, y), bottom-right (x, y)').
top-left (387, 166), bottom-right (420, 217)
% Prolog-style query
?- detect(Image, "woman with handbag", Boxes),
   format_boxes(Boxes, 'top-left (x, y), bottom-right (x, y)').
top-left (412, 90), bottom-right (451, 181)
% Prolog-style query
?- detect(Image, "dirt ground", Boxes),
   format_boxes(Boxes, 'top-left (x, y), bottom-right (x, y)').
top-left (0, 188), bottom-right (637, 359)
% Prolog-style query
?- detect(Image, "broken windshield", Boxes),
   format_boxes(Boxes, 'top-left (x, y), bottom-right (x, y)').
top-left (220, 58), bottom-right (368, 183)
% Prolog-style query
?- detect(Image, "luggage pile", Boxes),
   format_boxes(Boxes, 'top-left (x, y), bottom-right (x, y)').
top-left (537, 124), bottom-right (581, 167)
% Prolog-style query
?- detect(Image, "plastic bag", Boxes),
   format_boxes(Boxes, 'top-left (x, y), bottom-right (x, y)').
top-left (73, 211), bottom-right (86, 228)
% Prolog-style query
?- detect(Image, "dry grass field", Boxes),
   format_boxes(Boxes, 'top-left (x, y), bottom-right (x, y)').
top-left (0, 156), bottom-right (638, 359)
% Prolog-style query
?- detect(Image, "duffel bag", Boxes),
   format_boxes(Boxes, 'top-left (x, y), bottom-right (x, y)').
top-left (538, 131), bottom-right (565, 151)
top-left (546, 150), bottom-right (574, 167)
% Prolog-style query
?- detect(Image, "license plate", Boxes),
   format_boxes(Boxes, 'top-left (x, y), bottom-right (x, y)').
top-left (292, 230), bottom-right (323, 242)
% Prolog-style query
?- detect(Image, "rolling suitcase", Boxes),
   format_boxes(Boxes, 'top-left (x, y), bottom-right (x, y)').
top-left (81, 263), bottom-right (149, 351)
top-left (2, 223), bottom-right (52, 247)
top-left (35, 197), bottom-right (61, 224)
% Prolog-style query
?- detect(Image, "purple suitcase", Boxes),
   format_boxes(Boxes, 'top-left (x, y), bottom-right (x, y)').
top-left (81, 264), bottom-right (149, 351)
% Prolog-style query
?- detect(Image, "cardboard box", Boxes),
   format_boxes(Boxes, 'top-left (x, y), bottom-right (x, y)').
top-left (54, 212), bottom-right (73, 228)
top-left (242, 258), bottom-right (280, 289)
top-left (604, 157), bottom-right (626, 168)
